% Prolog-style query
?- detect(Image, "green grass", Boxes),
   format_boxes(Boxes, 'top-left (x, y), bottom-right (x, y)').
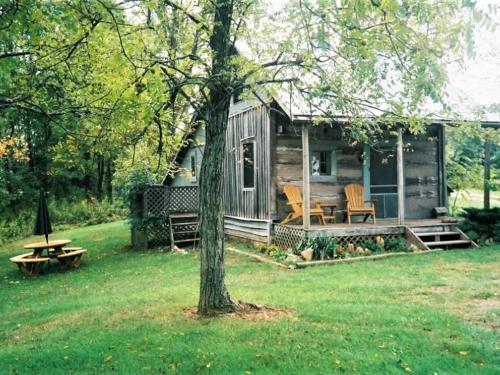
top-left (0, 222), bottom-right (499, 374)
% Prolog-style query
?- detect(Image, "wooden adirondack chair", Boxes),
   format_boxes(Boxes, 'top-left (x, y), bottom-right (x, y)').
top-left (281, 185), bottom-right (326, 225)
top-left (344, 183), bottom-right (376, 224)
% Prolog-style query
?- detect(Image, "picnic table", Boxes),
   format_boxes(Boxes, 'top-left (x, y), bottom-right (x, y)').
top-left (24, 239), bottom-right (72, 257)
top-left (10, 239), bottom-right (87, 275)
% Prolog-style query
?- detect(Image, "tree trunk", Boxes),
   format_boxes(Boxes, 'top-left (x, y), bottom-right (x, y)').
top-left (96, 154), bottom-right (104, 201)
top-left (484, 138), bottom-right (491, 209)
top-left (197, 0), bottom-right (237, 316)
top-left (83, 151), bottom-right (92, 201)
top-left (106, 158), bottom-right (114, 204)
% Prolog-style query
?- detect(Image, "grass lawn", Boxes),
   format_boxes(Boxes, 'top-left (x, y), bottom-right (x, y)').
top-left (0, 221), bottom-right (499, 374)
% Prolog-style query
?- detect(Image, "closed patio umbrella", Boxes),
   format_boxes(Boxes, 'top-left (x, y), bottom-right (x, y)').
top-left (33, 190), bottom-right (52, 243)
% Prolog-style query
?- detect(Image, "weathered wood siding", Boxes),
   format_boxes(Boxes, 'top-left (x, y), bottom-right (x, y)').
top-left (403, 125), bottom-right (441, 219)
top-left (171, 126), bottom-right (205, 187)
top-left (273, 122), bottom-right (444, 222)
top-left (224, 216), bottom-right (272, 243)
top-left (273, 123), bottom-right (364, 222)
top-left (223, 104), bottom-right (272, 219)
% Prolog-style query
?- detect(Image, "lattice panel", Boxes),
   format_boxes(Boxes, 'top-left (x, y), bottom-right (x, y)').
top-left (169, 186), bottom-right (199, 213)
top-left (275, 225), bottom-right (306, 249)
top-left (146, 220), bottom-right (170, 248)
top-left (334, 234), bottom-right (403, 248)
top-left (145, 186), bottom-right (170, 217)
top-left (137, 185), bottom-right (199, 249)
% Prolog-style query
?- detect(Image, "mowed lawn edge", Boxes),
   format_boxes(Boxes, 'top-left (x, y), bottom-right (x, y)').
top-left (0, 221), bottom-right (498, 374)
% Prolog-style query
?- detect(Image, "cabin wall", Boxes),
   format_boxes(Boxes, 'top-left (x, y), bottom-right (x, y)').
top-left (273, 123), bottom-right (364, 222)
top-left (403, 125), bottom-right (441, 219)
top-left (171, 126), bottom-right (205, 187)
top-left (272, 122), bottom-right (444, 222)
top-left (224, 104), bottom-right (272, 220)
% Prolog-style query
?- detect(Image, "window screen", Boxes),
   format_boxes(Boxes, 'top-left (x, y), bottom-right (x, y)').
top-left (242, 142), bottom-right (255, 188)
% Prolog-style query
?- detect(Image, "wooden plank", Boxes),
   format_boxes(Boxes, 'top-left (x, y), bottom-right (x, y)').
top-left (397, 128), bottom-right (405, 225)
top-left (454, 227), bottom-right (480, 248)
top-left (302, 125), bottom-right (310, 229)
top-left (226, 247), bottom-right (289, 269)
top-left (404, 227), bottom-right (430, 250)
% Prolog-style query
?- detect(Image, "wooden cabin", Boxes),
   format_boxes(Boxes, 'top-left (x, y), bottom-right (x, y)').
top-left (164, 95), bottom-right (460, 249)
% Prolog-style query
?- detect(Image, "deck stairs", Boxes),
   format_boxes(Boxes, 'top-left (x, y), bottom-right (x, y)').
top-left (405, 224), bottom-right (479, 251)
top-left (168, 213), bottom-right (199, 249)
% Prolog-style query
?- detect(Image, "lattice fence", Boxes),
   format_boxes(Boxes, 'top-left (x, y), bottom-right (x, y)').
top-left (275, 225), bottom-right (306, 249)
top-left (334, 233), bottom-right (403, 248)
top-left (132, 185), bottom-right (199, 249)
top-left (274, 225), bottom-right (405, 250)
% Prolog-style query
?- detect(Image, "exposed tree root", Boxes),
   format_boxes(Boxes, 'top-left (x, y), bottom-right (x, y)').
top-left (185, 301), bottom-right (292, 320)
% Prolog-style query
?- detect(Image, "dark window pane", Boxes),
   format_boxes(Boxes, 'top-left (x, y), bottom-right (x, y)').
top-left (311, 151), bottom-right (331, 176)
top-left (190, 155), bottom-right (196, 177)
top-left (243, 142), bottom-right (254, 188)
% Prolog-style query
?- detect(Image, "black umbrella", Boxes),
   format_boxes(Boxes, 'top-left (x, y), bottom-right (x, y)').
top-left (33, 190), bottom-right (52, 243)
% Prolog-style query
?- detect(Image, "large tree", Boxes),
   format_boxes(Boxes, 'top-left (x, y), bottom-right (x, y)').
top-left (4, 1), bottom-right (488, 314)
top-left (111, 0), bottom-right (488, 315)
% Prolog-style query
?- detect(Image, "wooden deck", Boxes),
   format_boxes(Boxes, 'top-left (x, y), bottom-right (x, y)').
top-left (274, 219), bottom-right (461, 249)
top-left (284, 219), bottom-right (450, 235)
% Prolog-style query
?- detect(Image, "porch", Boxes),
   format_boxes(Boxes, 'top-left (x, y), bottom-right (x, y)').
top-left (274, 219), bottom-right (476, 250)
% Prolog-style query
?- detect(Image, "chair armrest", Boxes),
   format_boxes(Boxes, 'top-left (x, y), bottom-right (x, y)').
top-left (286, 201), bottom-right (302, 206)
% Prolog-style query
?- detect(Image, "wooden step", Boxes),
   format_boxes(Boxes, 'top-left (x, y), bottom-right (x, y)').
top-left (172, 230), bottom-right (199, 235)
top-left (174, 238), bottom-right (200, 244)
top-left (417, 231), bottom-right (460, 237)
top-left (171, 222), bottom-right (198, 226)
top-left (169, 213), bottom-right (198, 219)
top-left (424, 239), bottom-right (472, 247)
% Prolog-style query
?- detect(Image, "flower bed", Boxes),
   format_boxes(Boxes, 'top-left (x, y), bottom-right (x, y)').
top-left (254, 236), bottom-right (421, 267)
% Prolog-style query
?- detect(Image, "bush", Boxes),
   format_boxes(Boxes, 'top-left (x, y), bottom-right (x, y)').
top-left (295, 237), bottom-right (339, 260)
top-left (362, 239), bottom-right (383, 253)
top-left (0, 200), bottom-right (126, 245)
top-left (384, 237), bottom-right (412, 252)
top-left (459, 207), bottom-right (500, 244)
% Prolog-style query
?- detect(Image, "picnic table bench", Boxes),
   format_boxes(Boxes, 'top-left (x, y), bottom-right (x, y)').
top-left (9, 240), bottom-right (87, 275)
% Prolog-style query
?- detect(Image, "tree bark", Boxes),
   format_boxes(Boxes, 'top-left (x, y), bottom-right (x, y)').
top-left (106, 158), bottom-right (114, 204)
top-left (484, 138), bottom-right (491, 209)
top-left (197, 0), bottom-right (237, 316)
top-left (96, 154), bottom-right (104, 201)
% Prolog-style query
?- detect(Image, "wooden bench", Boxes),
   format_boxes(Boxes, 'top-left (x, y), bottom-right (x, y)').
top-left (56, 249), bottom-right (87, 269)
top-left (9, 253), bottom-right (50, 276)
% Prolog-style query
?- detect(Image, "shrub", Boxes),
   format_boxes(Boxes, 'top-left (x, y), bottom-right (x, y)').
top-left (384, 237), bottom-right (412, 252)
top-left (362, 239), bottom-right (383, 253)
top-left (0, 200), bottom-right (126, 245)
top-left (295, 237), bottom-right (339, 260)
top-left (459, 207), bottom-right (500, 244)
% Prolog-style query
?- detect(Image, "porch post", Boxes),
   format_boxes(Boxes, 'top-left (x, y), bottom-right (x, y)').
top-left (302, 125), bottom-right (311, 229)
top-left (397, 127), bottom-right (405, 225)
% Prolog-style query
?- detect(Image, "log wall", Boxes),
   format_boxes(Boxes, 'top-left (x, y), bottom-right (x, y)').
top-left (272, 122), bottom-right (444, 222)
top-left (273, 123), bottom-right (364, 222)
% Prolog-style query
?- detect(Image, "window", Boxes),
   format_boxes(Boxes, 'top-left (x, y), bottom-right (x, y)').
top-left (242, 141), bottom-right (255, 189)
top-left (190, 154), bottom-right (197, 181)
top-left (310, 150), bottom-right (336, 181)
